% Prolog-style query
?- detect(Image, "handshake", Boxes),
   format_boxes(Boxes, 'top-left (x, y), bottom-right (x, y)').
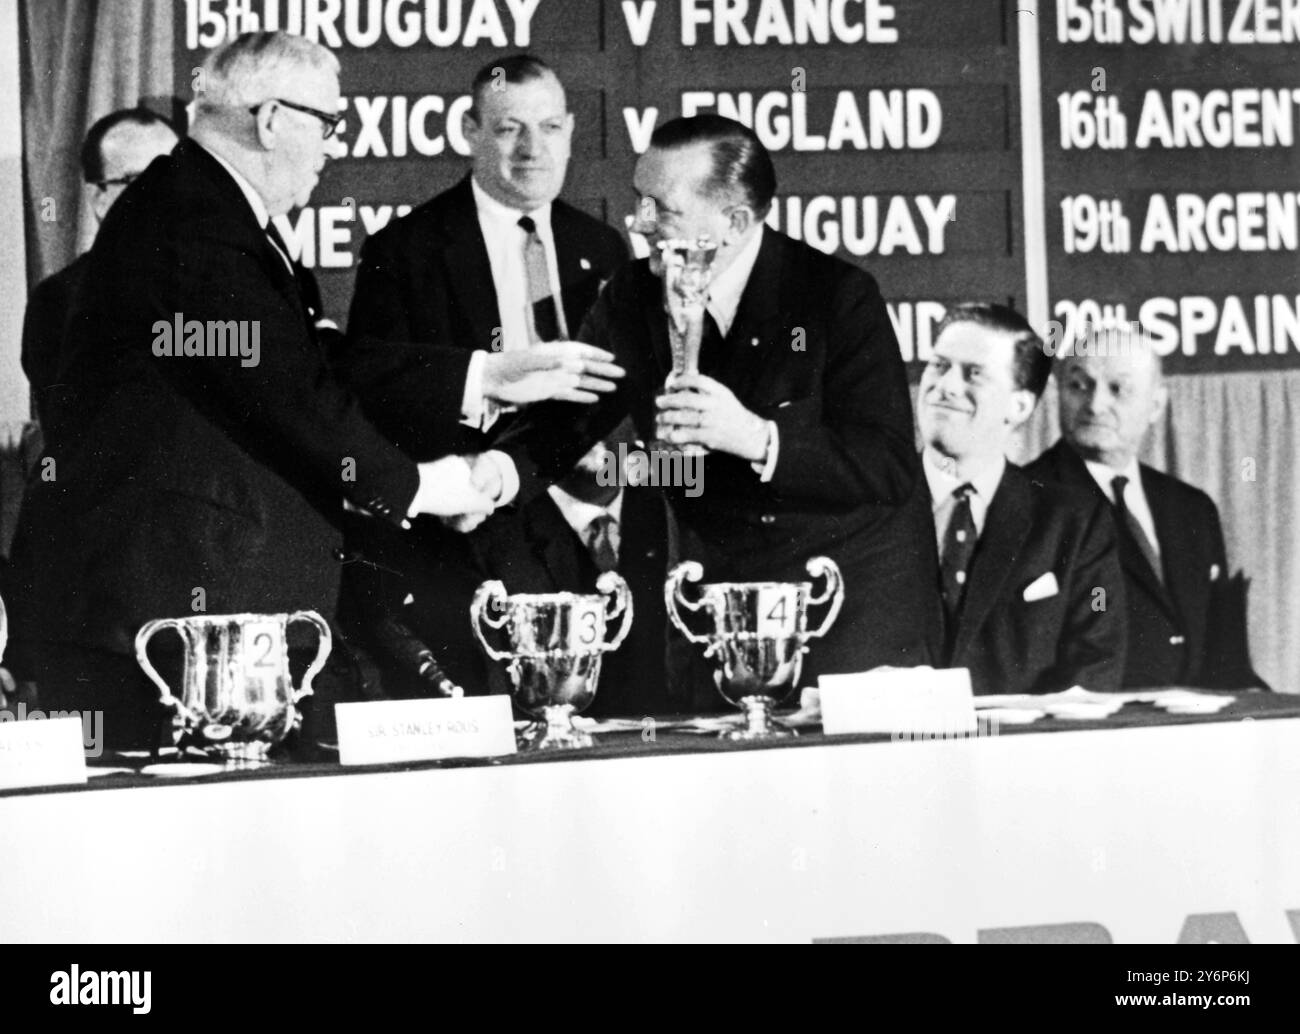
top-left (407, 452), bottom-right (509, 534)
top-left (404, 341), bottom-right (627, 534)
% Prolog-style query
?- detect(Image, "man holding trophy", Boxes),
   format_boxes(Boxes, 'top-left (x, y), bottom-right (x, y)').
top-left (487, 115), bottom-right (942, 681)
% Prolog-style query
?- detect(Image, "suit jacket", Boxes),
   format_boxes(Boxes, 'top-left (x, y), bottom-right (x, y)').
top-left (926, 461), bottom-right (1127, 696)
top-left (499, 228), bottom-right (942, 676)
top-left (21, 253), bottom-right (92, 426)
top-left (340, 174), bottom-right (628, 459)
top-left (1024, 440), bottom-right (1267, 690)
top-left (8, 140), bottom-right (417, 658)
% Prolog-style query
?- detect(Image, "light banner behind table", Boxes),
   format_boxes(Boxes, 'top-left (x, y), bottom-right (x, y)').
top-left (173, 0), bottom-right (1031, 368)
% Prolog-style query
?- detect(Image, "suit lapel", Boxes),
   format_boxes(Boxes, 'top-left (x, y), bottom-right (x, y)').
top-left (552, 202), bottom-right (599, 338)
top-left (951, 466), bottom-right (1034, 662)
top-left (719, 230), bottom-right (786, 401)
top-left (527, 496), bottom-right (590, 591)
top-left (440, 177), bottom-right (502, 351)
top-left (1046, 441), bottom-right (1177, 618)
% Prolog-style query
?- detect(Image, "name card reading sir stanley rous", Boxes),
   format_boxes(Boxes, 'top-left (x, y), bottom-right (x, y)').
top-left (335, 696), bottom-right (517, 766)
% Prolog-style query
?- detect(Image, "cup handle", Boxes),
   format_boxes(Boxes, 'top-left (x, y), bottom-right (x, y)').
top-left (596, 571), bottom-right (634, 652)
top-left (288, 610), bottom-right (332, 703)
top-left (804, 556), bottom-right (845, 641)
top-left (133, 618), bottom-right (192, 721)
top-left (470, 580), bottom-right (514, 662)
top-left (664, 561), bottom-right (712, 646)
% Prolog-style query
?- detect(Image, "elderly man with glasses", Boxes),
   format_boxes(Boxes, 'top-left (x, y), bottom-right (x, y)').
top-left (6, 31), bottom-right (492, 750)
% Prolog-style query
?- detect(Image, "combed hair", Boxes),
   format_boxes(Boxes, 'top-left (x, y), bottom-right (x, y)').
top-left (937, 302), bottom-right (1050, 397)
top-left (194, 31), bottom-right (338, 110)
top-left (468, 53), bottom-right (558, 120)
top-left (1060, 323), bottom-right (1164, 383)
top-left (81, 107), bottom-right (176, 183)
top-left (649, 115), bottom-right (777, 216)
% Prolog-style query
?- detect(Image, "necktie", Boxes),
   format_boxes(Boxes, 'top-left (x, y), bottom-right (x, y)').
top-left (939, 483), bottom-right (977, 619)
top-left (518, 215), bottom-right (563, 342)
top-left (696, 307), bottom-right (726, 379)
top-left (264, 219), bottom-right (296, 277)
top-left (1111, 475), bottom-right (1163, 585)
top-left (585, 512), bottom-right (620, 573)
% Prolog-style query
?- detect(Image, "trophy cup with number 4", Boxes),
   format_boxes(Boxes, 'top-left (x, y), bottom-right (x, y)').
top-left (666, 558), bottom-right (844, 739)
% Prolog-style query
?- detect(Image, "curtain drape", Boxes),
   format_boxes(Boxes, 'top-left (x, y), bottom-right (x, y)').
top-left (19, 0), bottom-right (173, 284)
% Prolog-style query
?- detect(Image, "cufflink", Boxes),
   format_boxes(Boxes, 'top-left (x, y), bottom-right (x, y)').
top-left (580, 258), bottom-right (592, 270)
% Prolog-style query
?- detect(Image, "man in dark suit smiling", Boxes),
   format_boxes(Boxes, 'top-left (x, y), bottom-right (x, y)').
top-left (916, 303), bottom-right (1126, 695)
top-left (341, 53), bottom-right (628, 460)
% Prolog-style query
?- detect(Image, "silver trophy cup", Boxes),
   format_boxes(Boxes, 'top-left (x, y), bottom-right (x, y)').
top-left (471, 573), bottom-right (633, 750)
top-left (134, 611), bottom-right (331, 765)
top-left (666, 557), bottom-right (844, 739)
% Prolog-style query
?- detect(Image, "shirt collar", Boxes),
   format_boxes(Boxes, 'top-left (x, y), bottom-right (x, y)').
top-left (1083, 455), bottom-right (1143, 502)
top-left (200, 142), bottom-right (270, 229)
top-left (547, 484), bottom-right (624, 537)
top-left (706, 228), bottom-right (764, 336)
top-left (922, 447), bottom-right (1006, 506)
top-left (471, 175), bottom-right (552, 232)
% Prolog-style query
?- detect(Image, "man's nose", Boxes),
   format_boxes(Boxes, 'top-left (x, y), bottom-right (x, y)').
top-left (515, 127), bottom-right (539, 157)
top-left (324, 133), bottom-right (347, 160)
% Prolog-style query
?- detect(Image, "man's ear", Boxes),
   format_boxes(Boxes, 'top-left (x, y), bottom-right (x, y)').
top-left (726, 204), bottom-right (756, 244)
top-left (462, 110), bottom-right (481, 148)
top-left (252, 101), bottom-right (278, 150)
top-left (1148, 381), bottom-right (1169, 428)
top-left (1007, 388), bottom-right (1038, 431)
top-left (89, 186), bottom-right (113, 223)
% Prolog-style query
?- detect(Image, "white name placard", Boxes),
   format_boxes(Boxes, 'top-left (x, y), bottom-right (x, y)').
top-left (335, 696), bottom-right (517, 766)
top-left (0, 717), bottom-right (89, 790)
top-left (819, 666), bottom-right (977, 736)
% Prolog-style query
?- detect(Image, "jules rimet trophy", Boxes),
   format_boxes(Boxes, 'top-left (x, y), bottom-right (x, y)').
top-left (471, 573), bottom-right (633, 750)
top-left (134, 610), bottom-right (331, 765)
top-left (666, 558), bottom-right (844, 739)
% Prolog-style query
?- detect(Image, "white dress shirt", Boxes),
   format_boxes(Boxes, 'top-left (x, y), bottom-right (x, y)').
top-left (922, 448), bottom-right (1006, 556)
top-left (1083, 456), bottom-right (1161, 562)
top-left (461, 178), bottom-right (567, 432)
top-left (548, 485), bottom-right (625, 552)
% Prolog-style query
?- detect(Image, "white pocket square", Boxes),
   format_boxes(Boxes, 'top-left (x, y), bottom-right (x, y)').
top-left (1023, 572), bottom-right (1059, 602)
top-left (1210, 563), bottom-right (1221, 581)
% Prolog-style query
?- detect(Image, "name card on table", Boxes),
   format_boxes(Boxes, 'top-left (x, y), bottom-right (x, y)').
top-left (335, 696), bottom-right (517, 765)
top-left (0, 717), bottom-right (88, 790)
top-left (819, 667), bottom-right (977, 737)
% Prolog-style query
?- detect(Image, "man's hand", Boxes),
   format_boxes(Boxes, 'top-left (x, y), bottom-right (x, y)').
top-left (482, 342), bottom-right (624, 405)
top-left (407, 456), bottom-right (495, 528)
top-left (655, 374), bottom-right (770, 461)
top-left (441, 453), bottom-right (505, 533)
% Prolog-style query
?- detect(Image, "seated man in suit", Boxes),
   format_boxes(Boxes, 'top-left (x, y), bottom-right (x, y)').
top-left (916, 303), bottom-right (1126, 695)
top-left (355, 421), bottom-right (683, 718)
top-left (1025, 326), bottom-right (1268, 689)
top-left (479, 115), bottom-right (941, 678)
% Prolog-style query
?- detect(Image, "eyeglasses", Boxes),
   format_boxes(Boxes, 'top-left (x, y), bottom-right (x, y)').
top-left (250, 98), bottom-right (345, 140)
top-left (92, 172), bottom-right (142, 190)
